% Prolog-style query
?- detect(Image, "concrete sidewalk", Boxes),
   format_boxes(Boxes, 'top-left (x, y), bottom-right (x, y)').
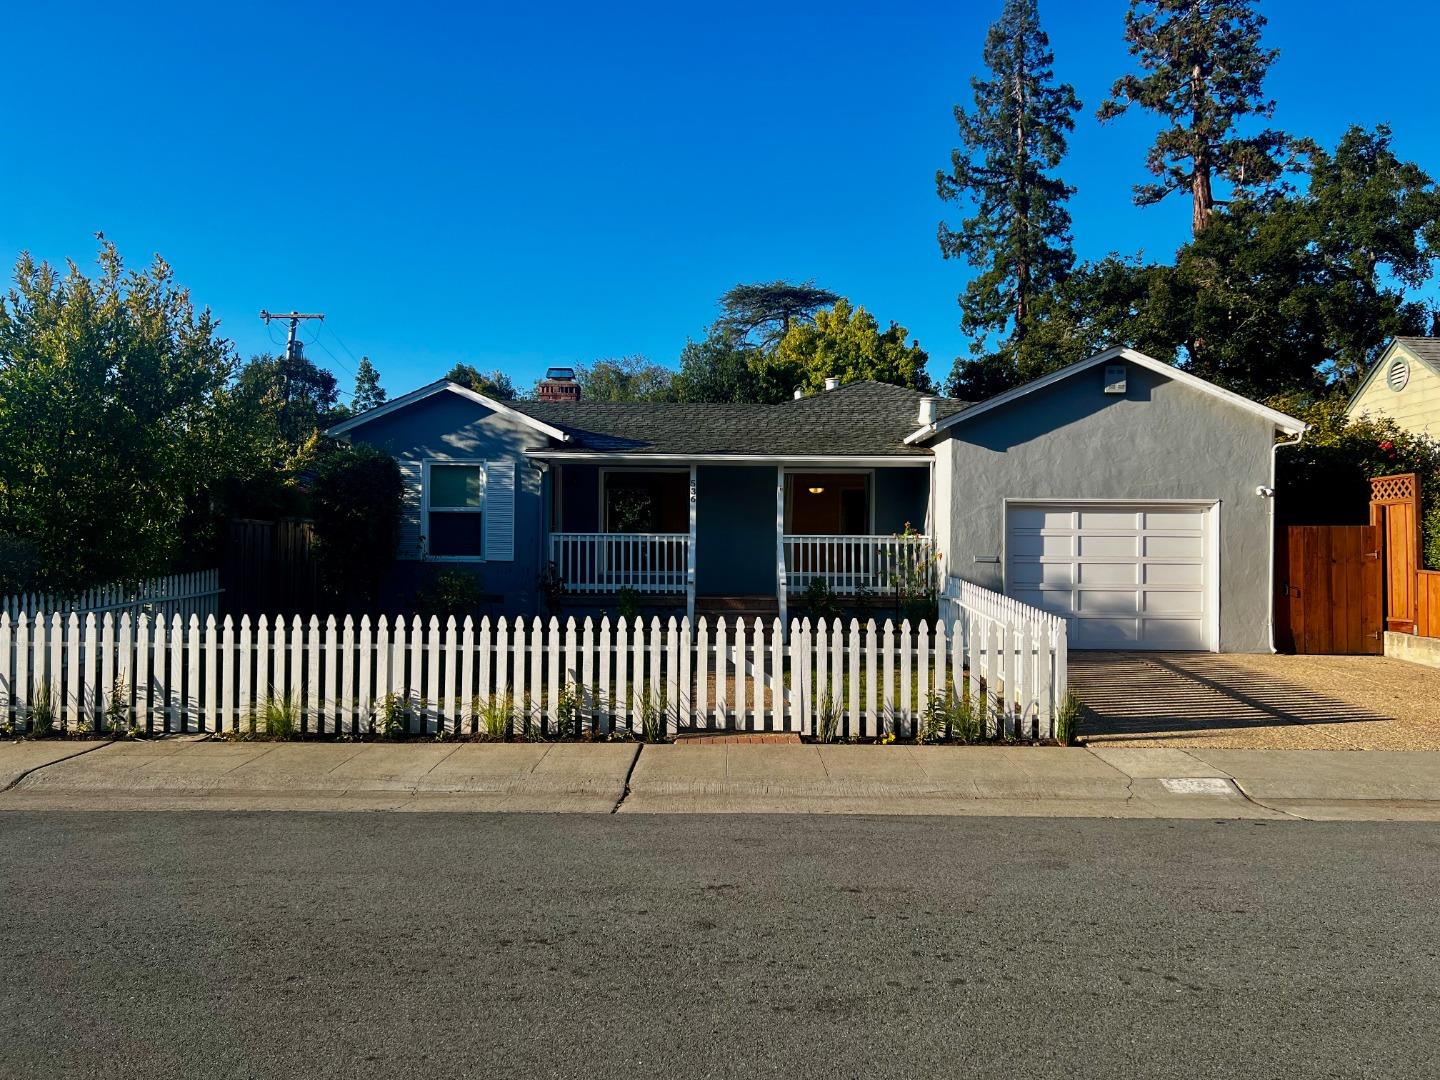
top-left (0, 738), bottom-right (638, 812)
top-left (3, 738), bottom-right (1440, 819)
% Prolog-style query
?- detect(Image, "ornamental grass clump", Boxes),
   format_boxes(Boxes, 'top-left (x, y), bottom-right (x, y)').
top-left (474, 694), bottom-right (514, 742)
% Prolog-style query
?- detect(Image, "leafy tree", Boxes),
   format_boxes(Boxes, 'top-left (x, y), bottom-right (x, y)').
top-left (445, 363), bottom-right (516, 400)
top-left (575, 355), bottom-right (677, 402)
top-left (352, 356), bottom-right (386, 413)
top-left (1099, 0), bottom-right (1289, 235)
top-left (717, 281), bottom-right (840, 349)
top-left (673, 327), bottom-right (762, 403)
top-left (1013, 127), bottom-right (1440, 400)
top-left (938, 0), bottom-right (1080, 373)
top-left (308, 440), bottom-right (403, 608)
top-left (235, 350), bottom-right (347, 448)
top-left (760, 300), bottom-right (933, 398)
top-left (1270, 394), bottom-right (1440, 570)
top-left (0, 239), bottom-right (241, 592)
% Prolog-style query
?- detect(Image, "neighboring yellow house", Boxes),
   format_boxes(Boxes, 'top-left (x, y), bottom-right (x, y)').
top-left (1347, 337), bottom-right (1440, 440)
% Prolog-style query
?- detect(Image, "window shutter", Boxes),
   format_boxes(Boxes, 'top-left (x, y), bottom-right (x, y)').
top-left (397, 460), bottom-right (424, 559)
top-left (484, 460), bottom-right (516, 561)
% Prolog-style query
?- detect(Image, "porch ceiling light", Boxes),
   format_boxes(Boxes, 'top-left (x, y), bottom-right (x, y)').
top-left (807, 485), bottom-right (825, 494)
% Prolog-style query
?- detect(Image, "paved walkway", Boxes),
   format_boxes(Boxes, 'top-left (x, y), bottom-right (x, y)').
top-left (4, 738), bottom-right (1440, 820)
top-left (1070, 651), bottom-right (1440, 749)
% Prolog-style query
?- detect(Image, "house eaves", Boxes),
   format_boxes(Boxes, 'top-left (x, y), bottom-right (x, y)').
top-left (325, 380), bottom-right (571, 442)
top-left (904, 346), bottom-right (1306, 444)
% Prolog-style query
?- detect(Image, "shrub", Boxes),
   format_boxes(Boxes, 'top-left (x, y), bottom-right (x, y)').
top-left (308, 441), bottom-right (404, 607)
top-left (616, 588), bottom-right (642, 623)
top-left (373, 693), bottom-right (411, 739)
top-left (921, 686), bottom-right (980, 744)
top-left (415, 568), bottom-right (484, 618)
top-left (538, 562), bottom-right (565, 612)
top-left (104, 675), bottom-right (141, 738)
top-left (1271, 395), bottom-right (1440, 569)
top-left (552, 685), bottom-right (581, 740)
top-left (802, 577), bottom-right (842, 623)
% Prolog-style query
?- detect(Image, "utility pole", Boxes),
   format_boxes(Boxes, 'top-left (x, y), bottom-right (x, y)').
top-left (260, 309), bottom-right (325, 362)
top-left (260, 310), bottom-right (325, 438)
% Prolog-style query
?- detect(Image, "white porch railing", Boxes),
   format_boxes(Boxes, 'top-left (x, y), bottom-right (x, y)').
top-left (549, 533), bottom-right (689, 595)
top-left (783, 534), bottom-right (935, 595)
top-left (940, 576), bottom-right (1067, 724)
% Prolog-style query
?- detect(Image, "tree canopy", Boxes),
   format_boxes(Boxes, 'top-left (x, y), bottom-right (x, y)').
top-left (758, 300), bottom-right (933, 399)
top-left (444, 363), bottom-right (516, 400)
top-left (0, 240), bottom-right (243, 592)
top-left (1099, 0), bottom-right (1289, 235)
top-left (352, 357), bottom-right (386, 413)
top-left (717, 281), bottom-right (840, 350)
top-left (576, 355), bottom-right (678, 403)
top-left (938, 0), bottom-right (1080, 379)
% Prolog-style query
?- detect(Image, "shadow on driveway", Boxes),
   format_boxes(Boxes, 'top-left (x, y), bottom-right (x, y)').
top-left (1069, 652), bottom-right (1395, 746)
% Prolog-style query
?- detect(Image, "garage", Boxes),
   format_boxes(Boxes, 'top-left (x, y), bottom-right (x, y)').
top-left (1005, 502), bottom-right (1215, 651)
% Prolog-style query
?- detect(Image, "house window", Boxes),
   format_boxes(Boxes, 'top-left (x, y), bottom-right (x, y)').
top-left (428, 464), bottom-right (484, 557)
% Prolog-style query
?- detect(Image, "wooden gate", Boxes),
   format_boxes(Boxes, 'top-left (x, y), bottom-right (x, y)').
top-left (1370, 473), bottom-right (1421, 633)
top-left (1276, 525), bottom-right (1383, 654)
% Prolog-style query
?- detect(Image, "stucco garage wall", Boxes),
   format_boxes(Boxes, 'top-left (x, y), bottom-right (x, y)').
top-left (934, 360), bottom-right (1279, 652)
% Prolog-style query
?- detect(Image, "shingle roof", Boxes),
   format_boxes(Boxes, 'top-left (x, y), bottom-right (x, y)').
top-left (1395, 337), bottom-right (1440, 368)
top-left (508, 381), bottom-right (969, 457)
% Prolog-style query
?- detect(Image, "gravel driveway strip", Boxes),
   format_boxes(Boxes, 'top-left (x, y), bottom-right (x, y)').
top-left (1071, 651), bottom-right (1440, 750)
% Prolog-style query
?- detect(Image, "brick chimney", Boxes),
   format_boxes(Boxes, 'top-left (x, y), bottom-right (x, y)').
top-left (537, 366), bottom-right (580, 403)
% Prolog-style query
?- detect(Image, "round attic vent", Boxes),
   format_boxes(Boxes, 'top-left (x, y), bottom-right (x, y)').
top-left (1388, 359), bottom-right (1410, 392)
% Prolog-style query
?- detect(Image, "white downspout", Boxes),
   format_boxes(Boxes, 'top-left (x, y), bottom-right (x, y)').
top-left (1267, 427), bottom-right (1307, 652)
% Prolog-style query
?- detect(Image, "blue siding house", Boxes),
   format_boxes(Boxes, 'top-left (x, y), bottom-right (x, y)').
top-left (330, 349), bottom-right (1306, 652)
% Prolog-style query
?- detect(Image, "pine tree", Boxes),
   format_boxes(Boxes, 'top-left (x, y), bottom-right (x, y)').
top-left (352, 357), bottom-right (386, 413)
top-left (937, 0), bottom-right (1080, 380)
top-left (1099, 0), bottom-right (1288, 235)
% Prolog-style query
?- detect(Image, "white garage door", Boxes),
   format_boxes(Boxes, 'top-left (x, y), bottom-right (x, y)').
top-left (1006, 503), bottom-right (1213, 651)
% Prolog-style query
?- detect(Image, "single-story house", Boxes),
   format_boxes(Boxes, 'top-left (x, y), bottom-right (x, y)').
top-left (1346, 337), bottom-right (1440, 440)
top-left (329, 346), bottom-right (1305, 652)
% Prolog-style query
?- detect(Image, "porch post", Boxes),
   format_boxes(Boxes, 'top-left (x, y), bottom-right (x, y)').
top-left (776, 465), bottom-right (787, 634)
top-left (686, 464), bottom-right (697, 625)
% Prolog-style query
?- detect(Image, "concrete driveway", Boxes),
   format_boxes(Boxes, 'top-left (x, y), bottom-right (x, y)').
top-left (1070, 651), bottom-right (1440, 749)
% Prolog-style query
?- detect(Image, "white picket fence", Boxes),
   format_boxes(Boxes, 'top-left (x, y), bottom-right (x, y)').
top-left (0, 603), bottom-right (1067, 741)
top-left (940, 575), bottom-right (1067, 711)
top-left (2, 569), bottom-right (220, 623)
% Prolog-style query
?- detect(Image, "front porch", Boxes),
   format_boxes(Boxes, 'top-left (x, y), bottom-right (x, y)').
top-left (544, 461), bottom-right (935, 622)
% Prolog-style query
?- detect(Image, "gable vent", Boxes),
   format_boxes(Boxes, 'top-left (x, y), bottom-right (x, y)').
top-left (1388, 359), bottom-right (1410, 392)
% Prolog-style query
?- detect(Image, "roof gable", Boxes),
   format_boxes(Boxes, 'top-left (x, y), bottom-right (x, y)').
top-left (1346, 338), bottom-right (1440, 412)
top-left (326, 381), bottom-right (570, 442)
top-left (905, 347), bottom-right (1305, 444)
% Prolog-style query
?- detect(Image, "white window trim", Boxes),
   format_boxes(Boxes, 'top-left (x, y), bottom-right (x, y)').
top-left (422, 459), bottom-right (488, 562)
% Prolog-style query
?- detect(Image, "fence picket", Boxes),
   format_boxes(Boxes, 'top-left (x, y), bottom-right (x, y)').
top-left (770, 618), bottom-right (785, 733)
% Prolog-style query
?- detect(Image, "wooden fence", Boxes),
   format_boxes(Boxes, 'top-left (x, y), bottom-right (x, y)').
top-left (1419, 571), bottom-right (1440, 639)
top-left (1, 570), bottom-right (220, 623)
top-left (0, 607), bottom-right (1067, 742)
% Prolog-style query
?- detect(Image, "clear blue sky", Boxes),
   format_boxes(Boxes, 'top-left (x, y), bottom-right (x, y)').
top-left (3, 0), bottom-right (1437, 401)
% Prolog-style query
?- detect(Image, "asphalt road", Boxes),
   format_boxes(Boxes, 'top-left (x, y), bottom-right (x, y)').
top-left (2, 814), bottom-right (1437, 1080)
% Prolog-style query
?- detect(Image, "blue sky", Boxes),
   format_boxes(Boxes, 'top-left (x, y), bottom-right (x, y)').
top-left (3, 0), bottom-right (1438, 400)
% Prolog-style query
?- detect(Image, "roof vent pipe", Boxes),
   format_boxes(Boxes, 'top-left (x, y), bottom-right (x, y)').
top-left (793, 388), bottom-right (804, 400)
top-left (917, 396), bottom-right (938, 425)
top-left (824, 376), bottom-right (840, 391)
